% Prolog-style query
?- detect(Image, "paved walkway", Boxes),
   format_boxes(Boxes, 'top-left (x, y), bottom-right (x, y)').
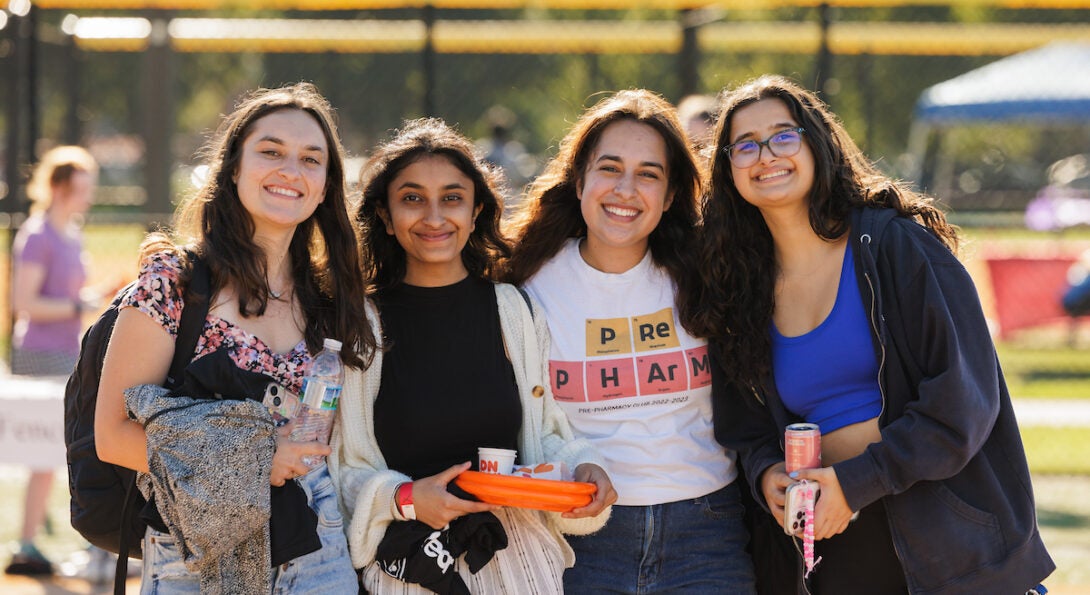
top-left (1013, 398), bottom-right (1090, 427)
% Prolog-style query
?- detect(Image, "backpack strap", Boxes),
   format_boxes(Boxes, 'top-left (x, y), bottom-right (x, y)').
top-left (165, 253), bottom-right (212, 389)
top-left (114, 480), bottom-right (139, 595)
top-left (516, 286), bottom-right (534, 320)
top-left (114, 251), bottom-right (211, 594)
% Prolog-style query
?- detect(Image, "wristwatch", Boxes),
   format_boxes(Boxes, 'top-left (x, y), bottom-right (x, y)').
top-left (396, 482), bottom-right (416, 521)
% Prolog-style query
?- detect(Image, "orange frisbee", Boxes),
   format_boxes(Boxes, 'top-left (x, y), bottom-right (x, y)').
top-left (454, 470), bottom-right (596, 512)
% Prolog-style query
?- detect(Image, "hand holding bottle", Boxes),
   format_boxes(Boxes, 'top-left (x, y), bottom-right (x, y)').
top-left (290, 338), bottom-right (344, 468)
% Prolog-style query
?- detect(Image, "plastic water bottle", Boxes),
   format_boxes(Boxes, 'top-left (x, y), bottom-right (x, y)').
top-left (292, 338), bottom-right (344, 468)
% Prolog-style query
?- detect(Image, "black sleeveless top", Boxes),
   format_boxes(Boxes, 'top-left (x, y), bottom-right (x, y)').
top-left (373, 276), bottom-right (522, 479)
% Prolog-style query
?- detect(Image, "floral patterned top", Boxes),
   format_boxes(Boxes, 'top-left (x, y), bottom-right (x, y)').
top-left (122, 251), bottom-right (311, 394)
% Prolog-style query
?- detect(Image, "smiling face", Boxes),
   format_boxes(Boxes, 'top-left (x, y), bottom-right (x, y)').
top-left (727, 98), bottom-right (815, 216)
top-left (577, 119), bottom-right (673, 273)
top-left (380, 154), bottom-right (483, 287)
top-left (234, 109), bottom-right (329, 239)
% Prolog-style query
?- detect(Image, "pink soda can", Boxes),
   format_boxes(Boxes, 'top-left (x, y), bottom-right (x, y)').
top-left (785, 423), bottom-right (821, 473)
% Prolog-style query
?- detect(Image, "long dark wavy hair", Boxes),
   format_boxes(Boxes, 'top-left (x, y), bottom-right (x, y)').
top-left (503, 89), bottom-right (702, 293)
top-left (356, 117), bottom-right (512, 290)
top-left (150, 82), bottom-right (375, 369)
top-left (680, 74), bottom-right (959, 391)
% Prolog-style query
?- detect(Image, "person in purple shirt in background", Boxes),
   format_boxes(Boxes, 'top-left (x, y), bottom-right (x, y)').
top-left (8, 146), bottom-right (108, 577)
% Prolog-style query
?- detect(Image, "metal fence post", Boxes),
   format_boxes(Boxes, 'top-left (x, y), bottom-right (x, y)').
top-left (142, 14), bottom-right (174, 229)
top-left (2, 11), bottom-right (21, 230)
top-left (62, 23), bottom-right (81, 145)
top-left (678, 9), bottom-right (699, 99)
top-left (4, 3), bottom-right (36, 231)
top-left (423, 4), bottom-right (435, 117)
top-left (1, 2), bottom-right (36, 362)
top-left (814, 2), bottom-right (832, 98)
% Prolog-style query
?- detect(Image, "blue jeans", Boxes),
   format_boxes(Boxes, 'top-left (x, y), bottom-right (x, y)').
top-left (563, 482), bottom-right (756, 594)
top-left (140, 464), bottom-right (356, 594)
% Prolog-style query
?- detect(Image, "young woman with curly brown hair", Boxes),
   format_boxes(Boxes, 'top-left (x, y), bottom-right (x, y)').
top-left (682, 74), bottom-right (1053, 594)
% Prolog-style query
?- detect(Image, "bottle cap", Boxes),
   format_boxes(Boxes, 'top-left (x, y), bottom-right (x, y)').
top-left (323, 338), bottom-right (343, 351)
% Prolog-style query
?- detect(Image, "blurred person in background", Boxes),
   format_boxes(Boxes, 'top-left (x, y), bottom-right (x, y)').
top-left (7, 145), bottom-right (104, 577)
top-left (477, 105), bottom-right (537, 210)
top-left (684, 74), bottom-right (1053, 594)
top-left (1061, 248), bottom-right (1090, 318)
top-left (334, 117), bottom-right (614, 594)
top-left (504, 89), bottom-right (756, 594)
top-left (1061, 248), bottom-right (1090, 347)
top-left (677, 93), bottom-right (718, 155)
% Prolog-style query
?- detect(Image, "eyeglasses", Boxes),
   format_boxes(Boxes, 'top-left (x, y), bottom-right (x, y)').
top-left (723, 127), bottom-right (806, 169)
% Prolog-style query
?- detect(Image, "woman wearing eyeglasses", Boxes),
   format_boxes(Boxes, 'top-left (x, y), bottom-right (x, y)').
top-left (681, 74), bottom-right (1053, 594)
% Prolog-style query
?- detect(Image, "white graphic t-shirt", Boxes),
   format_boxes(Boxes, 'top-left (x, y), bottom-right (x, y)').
top-left (524, 239), bottom-right (735, 505)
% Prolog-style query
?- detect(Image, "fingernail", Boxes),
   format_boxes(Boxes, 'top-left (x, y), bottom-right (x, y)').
top-left (789, 471), bottom-right (799, 479)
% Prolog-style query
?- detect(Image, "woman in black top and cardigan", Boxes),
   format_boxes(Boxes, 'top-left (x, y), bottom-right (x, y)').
top-left (331, 118), bottom-right (616, 594)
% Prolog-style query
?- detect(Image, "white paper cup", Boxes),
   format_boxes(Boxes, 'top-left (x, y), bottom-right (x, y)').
top-left (478, 447), bottom-right (517, 475)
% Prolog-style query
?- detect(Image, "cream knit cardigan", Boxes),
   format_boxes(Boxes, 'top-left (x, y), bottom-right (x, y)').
top-left (329, 283), bottom-right (610, 570)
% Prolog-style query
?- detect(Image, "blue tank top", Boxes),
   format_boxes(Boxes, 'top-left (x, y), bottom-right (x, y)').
top-left (771, 243), bottom-right (882, 433)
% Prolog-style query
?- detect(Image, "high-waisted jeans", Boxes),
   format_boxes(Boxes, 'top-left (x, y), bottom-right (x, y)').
top-left (140, 463), bottom-right (356, 594)
top-left (563, 482), bottom-right (756, 594)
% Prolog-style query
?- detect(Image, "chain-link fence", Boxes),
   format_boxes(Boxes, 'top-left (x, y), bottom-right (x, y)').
top-left (2, 3), bottom-right (1088, 213)
top-left (2, 1), bottom-right (1089, 384)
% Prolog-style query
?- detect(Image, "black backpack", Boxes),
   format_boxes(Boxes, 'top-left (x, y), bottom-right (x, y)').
top-left (63, 254), bottom-right (210, 590)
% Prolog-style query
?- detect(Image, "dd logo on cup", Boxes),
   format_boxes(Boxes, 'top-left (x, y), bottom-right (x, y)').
top-left (478, 447), bottom-right (517, 475)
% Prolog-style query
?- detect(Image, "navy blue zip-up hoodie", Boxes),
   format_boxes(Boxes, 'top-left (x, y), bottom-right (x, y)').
top-left (712, 207), bottom-right (1054, 594)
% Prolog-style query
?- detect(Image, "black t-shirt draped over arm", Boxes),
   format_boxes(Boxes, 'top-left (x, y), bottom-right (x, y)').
top-left (373, 276), bottom-right (522, 480)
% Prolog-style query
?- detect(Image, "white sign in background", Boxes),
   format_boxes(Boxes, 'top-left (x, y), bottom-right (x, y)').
top-left (0, 376), bottom-right (67, 470)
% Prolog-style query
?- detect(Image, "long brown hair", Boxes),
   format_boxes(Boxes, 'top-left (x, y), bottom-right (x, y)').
top-left (154, 82), bottom-right (374, 368)
top-left (503, 89), bottom-right (701, 293)
top-left (681, 74), bottom-right (959, 390)
top-left (356, 117), bottom-right (511, 290)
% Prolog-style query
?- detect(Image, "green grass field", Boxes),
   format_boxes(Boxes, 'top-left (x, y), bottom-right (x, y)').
top-left (999, 345), bottom-right (1090, 399)
top-left (0, 467), bottom-right (1085, 591)
top-left (2, 222), bottom-right (1089, 472)
top-left (1023, 427), bottom-right (1090, 475)
top-left (1, 223), bottom-right (1089, 591)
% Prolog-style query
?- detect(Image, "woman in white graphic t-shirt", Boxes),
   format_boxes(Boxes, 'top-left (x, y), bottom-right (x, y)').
top-left (504, 89), bottom-right (756, 594)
